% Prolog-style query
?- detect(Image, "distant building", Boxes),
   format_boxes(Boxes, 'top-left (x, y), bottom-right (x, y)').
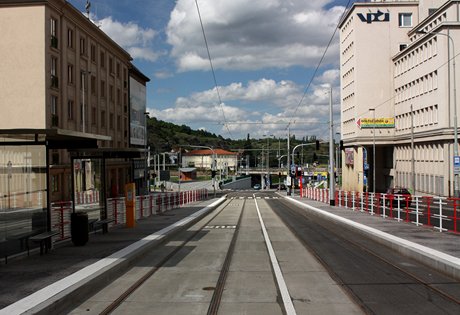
top-left (339, 0), bottom-right (459, 196)
top-left (182, 149), bottom-right (239, 172)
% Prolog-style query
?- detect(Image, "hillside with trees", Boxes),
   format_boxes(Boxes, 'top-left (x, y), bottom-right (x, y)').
top-left (146, 117), bottom-right (327, 167)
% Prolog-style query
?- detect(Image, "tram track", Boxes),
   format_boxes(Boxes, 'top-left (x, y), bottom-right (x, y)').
top-left (269, 197), bottom-right (460, 314)
top-left (94, 197), bottom-right (246, 315)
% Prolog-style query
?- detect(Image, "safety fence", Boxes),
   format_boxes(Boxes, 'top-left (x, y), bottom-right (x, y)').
top-left (51, 189), bottom-right (209, 241)
top-left (75, 190), bottom-right (100, 205)
top-left (301, 187), bottom-right (460, 234)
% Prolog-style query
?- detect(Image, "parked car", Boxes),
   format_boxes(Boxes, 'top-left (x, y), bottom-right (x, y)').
top-left (253, 184), bottom-right (261, 190)
top-left (384, 187), bottom-right (412, 207)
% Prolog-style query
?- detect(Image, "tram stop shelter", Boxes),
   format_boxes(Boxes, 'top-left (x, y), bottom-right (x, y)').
top-left (0, 129), bottom-right (145, 260)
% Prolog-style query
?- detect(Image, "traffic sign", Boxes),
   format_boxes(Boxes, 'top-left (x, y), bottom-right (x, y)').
top-left (454, 156), bottom-right (460, 174)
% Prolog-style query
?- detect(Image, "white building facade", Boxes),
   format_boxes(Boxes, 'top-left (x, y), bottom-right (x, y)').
top-left (339, 0), bottom-right (460, 197)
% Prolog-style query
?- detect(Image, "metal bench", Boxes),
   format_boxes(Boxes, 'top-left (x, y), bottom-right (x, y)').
top-left (88, 218), bottom-right (99, 232)
top-left (28, 231), bottom-right (59, 255)
top-left (93, 218), bottom-right (115, 234)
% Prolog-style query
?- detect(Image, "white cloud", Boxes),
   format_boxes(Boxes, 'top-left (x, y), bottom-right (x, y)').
top-left (149, 77), bottom-right (341, 139)
top-left (94, 16), bottom-right (160, 62)
top-left (166, 0), bottom-right (344, 71)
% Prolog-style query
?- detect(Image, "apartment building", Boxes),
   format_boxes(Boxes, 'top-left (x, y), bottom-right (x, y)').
top-left (339, 0), bottom-right (460, 197)
top-left (0, 0), bottom-right (148, 258)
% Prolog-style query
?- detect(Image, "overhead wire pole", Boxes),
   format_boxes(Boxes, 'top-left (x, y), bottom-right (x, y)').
top-left (328, 86), bottom-right (335, 206)
top-left (287, 125), bottom-right (291, 196)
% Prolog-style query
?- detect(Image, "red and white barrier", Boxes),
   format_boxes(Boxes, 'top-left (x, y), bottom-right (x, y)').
top-left (300, 188), bottom-right (460, 234)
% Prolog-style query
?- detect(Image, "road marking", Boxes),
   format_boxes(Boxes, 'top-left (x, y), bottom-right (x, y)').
top-left (253, 194), bottom-right (297, 315)
top-left (204, 225), bottom-right (237, 229)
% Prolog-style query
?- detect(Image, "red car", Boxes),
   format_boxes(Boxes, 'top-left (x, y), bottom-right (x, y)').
top-left (385, 187), bottom-right (412, 207)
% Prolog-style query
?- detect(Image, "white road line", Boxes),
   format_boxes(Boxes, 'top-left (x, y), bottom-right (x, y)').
top-left (253, 194), bottom-right (297, 315)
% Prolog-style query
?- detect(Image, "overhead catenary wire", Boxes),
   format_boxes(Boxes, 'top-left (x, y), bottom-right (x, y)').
top-left (194, 0), bottom-right (233, 138)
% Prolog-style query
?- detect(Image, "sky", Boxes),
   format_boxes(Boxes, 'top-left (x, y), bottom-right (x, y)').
top-left (68, 0), bottom-right (353, 140)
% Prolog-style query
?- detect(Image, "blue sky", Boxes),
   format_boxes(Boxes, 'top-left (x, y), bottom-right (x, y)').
top-left (68, 0), bottom-right (352, 140)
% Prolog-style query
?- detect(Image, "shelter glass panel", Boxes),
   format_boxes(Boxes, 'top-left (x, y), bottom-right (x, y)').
top-left (0, 144), bottom-right (47, 258)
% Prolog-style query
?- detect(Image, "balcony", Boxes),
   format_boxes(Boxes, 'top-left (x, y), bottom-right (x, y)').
top-left (51, 75), bottom-right (59, 88)
top-left (51, 36), bottom-right (58, 49)
top-left (51, 114), bottom-right (59, 127)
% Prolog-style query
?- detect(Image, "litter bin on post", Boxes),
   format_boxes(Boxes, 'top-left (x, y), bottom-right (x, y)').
top-left (71, 212), bottom-right (89, 246)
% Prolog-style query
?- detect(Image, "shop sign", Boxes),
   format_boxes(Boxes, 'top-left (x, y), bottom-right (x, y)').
top-left (357, 10), bottom-right (390, 24)
top-left (357, 117), bottom-right (395, 129)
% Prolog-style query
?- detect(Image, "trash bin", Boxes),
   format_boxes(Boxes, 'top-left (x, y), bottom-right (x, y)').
top-left (71, 212), bottom-right (89, 246)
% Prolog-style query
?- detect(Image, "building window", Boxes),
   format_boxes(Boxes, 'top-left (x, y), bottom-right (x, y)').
top-left (68, 100), bottom-right (74, 120)
top-left (80, 103), bottom-right (85, 125)
top-left (100, 51), bottom-right (105, 68)
top-left (101, 110), bottom-right (106, 128)
top-left (51, 57), bottom-right (59, 88)
top-left (91, 75), bottom-right (96, 95)
top-left (51, 175), bottom-right (59, 192)
top-left (109, 85), bottom-right (114, 102)
top-left (80, 36), bottom-right (86, 55)
top-left (91, 44), bottom-right (96, 62)
top-left (399, 44), bottom-right (407, 51)
top-left (109, 113), bottom-right (114, 129)
top-left (91, 107), bottom-right (97, 125)
top-left (399, 13), bottom-right (412, 27)
top-left (50, 18), bottom-right (58, 48)
top-left (116, 62), bottom-right (120, 78)
top-left (101, 80), bottom-right (106, 98)
top-left (67, 64), bottom-right (74, 85)
top-left (67, 28), bottom-right (74, 48)
top-left (109, 57), bottom-right (114, 74)
top-left (51, 95), bottom-right (58, 126)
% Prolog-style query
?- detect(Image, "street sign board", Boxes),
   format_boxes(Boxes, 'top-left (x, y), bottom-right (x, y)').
top-left (358, 117), bottom-right (395, 129)
top-left (454, 156), bottom-right (460, 174)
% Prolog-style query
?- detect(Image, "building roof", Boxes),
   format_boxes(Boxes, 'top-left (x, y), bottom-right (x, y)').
top-left (183, 149), bottom-right (238, 156)
top-left (179, 167), bottom-right (197, 173)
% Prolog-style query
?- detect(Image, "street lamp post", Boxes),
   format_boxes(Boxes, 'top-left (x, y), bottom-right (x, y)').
top-left (277, 155), bottom-right (287, 190)
top-left (369, 108), bottom-right (376, 193)
top-left (144, 112), bottom-right (150, 195)
top-left (328, 86), bottom-right (335, 205)
top-left (263, 134), bottom-right (274, 189)
top-left (287, 126), bottom-right (291, 195)
top-left (291, 143), bottom-right (318, 197)
top-left (417, 29), bottom-right (458, 196)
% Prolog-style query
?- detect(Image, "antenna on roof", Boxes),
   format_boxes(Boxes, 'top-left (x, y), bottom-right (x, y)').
top-left (85, 1), bottom-right (91, 19)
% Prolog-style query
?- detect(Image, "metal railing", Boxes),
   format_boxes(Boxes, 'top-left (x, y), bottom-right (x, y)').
top-left (301, 187), bottom-right (460, 234)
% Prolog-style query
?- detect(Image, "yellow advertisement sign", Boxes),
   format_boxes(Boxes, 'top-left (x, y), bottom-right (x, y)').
top-left (357, 117), bottom-right (394, 129)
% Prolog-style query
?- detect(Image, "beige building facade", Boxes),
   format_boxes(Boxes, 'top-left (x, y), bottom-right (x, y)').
top-left (0, 0), bottom-right (148, 259)
top-left (339, 0), bottom-right (460, 197)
